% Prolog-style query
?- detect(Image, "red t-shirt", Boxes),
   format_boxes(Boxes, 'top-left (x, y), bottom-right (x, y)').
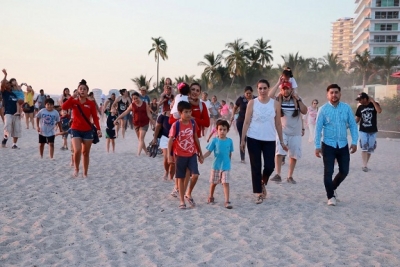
top-left (131, 102), bottom-right (149, 127)
top-left (62, 97), bottom-right (100, 131)
top-left (169, 120), bottom-right (198, 157)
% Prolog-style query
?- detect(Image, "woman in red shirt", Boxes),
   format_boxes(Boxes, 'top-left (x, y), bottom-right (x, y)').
top-left (62, 79), bottom-right (102, 178)
top-left (114, 92), bottom-right (155, 156)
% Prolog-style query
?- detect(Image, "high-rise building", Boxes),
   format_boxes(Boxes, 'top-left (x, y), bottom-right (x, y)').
top-left (332, 17), bottom-right (354, 64)
top-left (353, 0), bottom-right (400, 57)
top-left (108, 89), bottom-right (120, 98)
top-left (91, 88), bottom-right (102, 104)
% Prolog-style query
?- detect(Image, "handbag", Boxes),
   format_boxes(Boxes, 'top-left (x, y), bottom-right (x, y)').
top-left (76, 104), bottom-right (100, 144)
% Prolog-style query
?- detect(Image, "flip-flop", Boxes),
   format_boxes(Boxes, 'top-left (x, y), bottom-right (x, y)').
top-left (178, 204), bottom-right (186, 209)
top-left (225, 202), bottom-right (233, 209)
top-left (185, 195), bottom-right (196, 207)
top-left (151, 143), bottom-right (159, 158)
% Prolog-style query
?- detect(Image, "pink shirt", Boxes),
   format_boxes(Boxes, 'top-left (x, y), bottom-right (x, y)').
top-left (220, 104), bottom-right (229, 116)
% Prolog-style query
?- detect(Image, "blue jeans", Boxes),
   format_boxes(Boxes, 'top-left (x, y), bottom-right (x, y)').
top-left (236, 120), bottom-right (245, 161)
top-left (247, 137), bottom-right (275, 194)
top-left (321, 142), bottom-right (350, 199)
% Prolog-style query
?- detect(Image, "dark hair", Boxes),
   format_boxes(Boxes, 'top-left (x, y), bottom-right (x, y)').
top-left (9, 78), bottom-right (16, 85)
top-left (79, 79), bottom-right (89, 90)
top-left (45, 98), bottom-right (54, 105)
top-left (119, 88), bottom-right (127, 95)
top-left (244, 85), bottom-right (253, 92)
top-left (190, 82), bottom-right (202, 91)
top-left (327, 84), bottom-right (341, 92)
top-left (312, 99), bottom-right (319, 104)
top-left (165, 77), bottom-right (172, 85)
top-left (63, 88), bottom-right (69, 96)
top-left (178, 82), bottom-right (190, 95)
top-left (216, 119), bottom-right (230, 131)
top-left (283, 68), bottom-right (293, 78)
top-left (88, 92), bottom-right (94, 97)
top-left (131, 92), bottom-right (140, 98)
top-left (40, 89), bottom-right (44, 93)
top-left (111, 93), bottom-right (116, 96)
top-left (257, 79), bottom-right (270, 88)
top-left (177, 101), bottom-right (191, 112)
top-left (221, 100), bottom-right (226, 104)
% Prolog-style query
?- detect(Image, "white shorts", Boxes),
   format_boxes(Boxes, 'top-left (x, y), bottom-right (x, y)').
top-left (4, 114), bottom-right (22, 138)
top-left (276, 133), bottom-right (302, 159)
top-left (159, 135), bottom-right (169, 149)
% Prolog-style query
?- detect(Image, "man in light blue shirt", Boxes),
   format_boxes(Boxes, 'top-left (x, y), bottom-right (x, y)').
top-left (315, 84), bottom-right (358, 206)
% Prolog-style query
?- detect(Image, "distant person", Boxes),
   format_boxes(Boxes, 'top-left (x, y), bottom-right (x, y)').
top-left (315, 84), bottom-right (358, 206)
top-left (36, 98), bottom-right (62, 159)
top-left (150, 97), bottom-right (159, 130)
top-left (23, 85), bottom-right (35, 129)
top-left (201, 91), bottom-right (211, 135)
top-left (139, 86), bottom-right (151, 104)
top-left (103, 93), bottom-right (116, 116)
top-left (219, 100), bottom-right (229, 120)
top-left (304, 99), bottom-right (319, 143)
top-left (209, 95), bottom-right (221, 135)
top-left (35, 89), bottom-right (46, 112)
top-left (59, 88), bottom-right (71, 106)
top-left (59, 109), bottom-right (71, 150)
top-left (203, 120), bottom-right (234, 209)
top-left (105, 107), bottom-right (118, 153)
top-left (112, 89), bottom-right (131, 139)
top-left (355, 92), bottom-right (382, 172)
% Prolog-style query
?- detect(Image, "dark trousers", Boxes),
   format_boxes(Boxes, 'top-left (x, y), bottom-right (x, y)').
top-left (321, 142), bottom-right (350, 199)
top-left (247, 137), bottom-right (275, 194)
top-left (236, 120), bottom-right (245, 161)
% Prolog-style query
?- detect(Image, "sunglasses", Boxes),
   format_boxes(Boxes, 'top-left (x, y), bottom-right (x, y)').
top-left (313, 102), bottom-right (318, 104)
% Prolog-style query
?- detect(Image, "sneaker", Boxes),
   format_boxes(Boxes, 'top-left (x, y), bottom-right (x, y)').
top-left (11, 145), bottom-right (20, 149)
top-left (327, 197), bottom-right (337, 206)
top-left (256, 194), bottom-right (263, 204)
top-left (287, 177), bottom-right (297, 184)
top-left (362, 167), bottom-right (368, 172)
top-left (270, 174), bottom-right (282, 183)
top-left (261, 183), bottom-right (267, 199)
top-left (170, 188), bottom-right (178, 198)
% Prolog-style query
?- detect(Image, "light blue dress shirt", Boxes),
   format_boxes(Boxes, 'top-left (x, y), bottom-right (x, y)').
top-left (314, 101), bottom-right (358, 149)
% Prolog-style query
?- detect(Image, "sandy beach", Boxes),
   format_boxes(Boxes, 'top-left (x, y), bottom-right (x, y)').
top-left (0, 124), bottom-right (399, 266)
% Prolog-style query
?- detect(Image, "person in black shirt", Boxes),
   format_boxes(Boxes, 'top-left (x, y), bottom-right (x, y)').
top-left (355, 92), bottom-right (382, 172)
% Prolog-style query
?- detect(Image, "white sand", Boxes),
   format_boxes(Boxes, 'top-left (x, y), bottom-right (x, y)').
top-left (0, 124), bottom-right (399, 266)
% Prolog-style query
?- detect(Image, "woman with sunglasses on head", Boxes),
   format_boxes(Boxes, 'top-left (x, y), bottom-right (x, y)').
top-left (114, 92), bottom-right (155, 156)
top-left (231, 86), bottom-right (257, 163)
top-left (240, 79), bottom-right (287, 204)
top-left (62, 79), bottom-right (102, 178)
top-left (304, 99), bottom-right (319, 143)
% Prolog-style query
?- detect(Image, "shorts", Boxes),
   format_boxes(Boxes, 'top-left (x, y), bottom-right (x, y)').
top-left (135, 124), bottom-right (149, 132)
top-left (4, 114), bottom-right (21, 138)
top-left (276, 133), bottom-right (302, 159)
top-left (106, 128), bottom-right (116, 139)
top-left (359, 131), bottom-right (377, 153)
top-left (159, 135), bottom-right (169, 149)
top-left (70, 129), bottom-right (93, 140)
top-left (210, 170), bottom-right (230, 184)
top-left (119, 112), bottom-right (129, 121)
top-left (39, 134), bottom-right (55, 144)
top-left (175, 154), bottom-right (199, 178)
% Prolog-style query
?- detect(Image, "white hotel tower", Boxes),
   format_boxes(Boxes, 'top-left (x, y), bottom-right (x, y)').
top-left (353, 0), bottom-right (400, 57)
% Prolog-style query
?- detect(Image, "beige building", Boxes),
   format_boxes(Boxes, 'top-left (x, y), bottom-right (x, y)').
top-left (331, 17), bottom-right (354, 64)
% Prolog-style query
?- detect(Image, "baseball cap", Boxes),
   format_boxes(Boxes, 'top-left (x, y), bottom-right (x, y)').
top-left (280, 81), bottom-right (292, 89)
top-left (356, 92), bottom-right (368, 101)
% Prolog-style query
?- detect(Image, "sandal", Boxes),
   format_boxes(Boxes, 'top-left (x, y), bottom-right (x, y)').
top-left (178, 204), bottom-right (186, 209)
top-left (185, 195), bottom-right (196, 207)
top-left (256, 195), bottom-right (263, 204)
top-left (207, 197), bottom-right (215, 204)
top-left (225, 202), bottom-right (233, 209)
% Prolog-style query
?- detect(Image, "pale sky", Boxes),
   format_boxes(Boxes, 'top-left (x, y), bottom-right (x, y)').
top-left (1, 0), bottom-right (355, 95)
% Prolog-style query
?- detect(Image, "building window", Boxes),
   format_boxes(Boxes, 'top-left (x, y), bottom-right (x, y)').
top-left (376, 0), bottom-right (400, 7)
top-left (375, 23), bottom-right (399, 30)
top-left (373, 47), bottom-right (398, 55)
top-left (376, 11), bottom-right (399, 19)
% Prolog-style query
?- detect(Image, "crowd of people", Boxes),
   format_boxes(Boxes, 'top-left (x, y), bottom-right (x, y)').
top-left (1, 67), bottom-right (383, 208)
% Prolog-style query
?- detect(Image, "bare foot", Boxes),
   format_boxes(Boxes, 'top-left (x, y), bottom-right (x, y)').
top-left (162, 173), bottom-right (168, 180)
top-left (83, 174), bottom-right (88, 178)
top-left (73, 169), bottom-right (79, 177)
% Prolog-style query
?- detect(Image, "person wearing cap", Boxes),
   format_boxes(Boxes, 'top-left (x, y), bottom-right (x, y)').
top-left (355, 92), bottom-right (382, 172)
top-left (269, 80), bottom-right (307, 184)
top-left (315, 84), bottom-right (358, 206)
top-left (139, 86), bottom-right (151, 105)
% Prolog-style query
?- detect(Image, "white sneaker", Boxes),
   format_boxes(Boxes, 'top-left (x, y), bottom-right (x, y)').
top-left (328, 197), bottom-right (337, 206)
top-left (334, 190), bottom-right (340, 202)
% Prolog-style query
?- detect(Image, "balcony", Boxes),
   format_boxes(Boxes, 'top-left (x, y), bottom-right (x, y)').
top-left (355, 0), bottom-right (370, 14)
top-left (369, 39), bottom-right (399, 44)
top-left (353, 27), bottom-right (370, 43)
top-left (352, 39), bottom-right (370, 54)
top-left (353, 17), bottom-right (371, 33)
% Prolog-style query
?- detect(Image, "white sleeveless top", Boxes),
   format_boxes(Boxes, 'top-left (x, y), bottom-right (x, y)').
top-left (247, 98), bottom-right (276, 141)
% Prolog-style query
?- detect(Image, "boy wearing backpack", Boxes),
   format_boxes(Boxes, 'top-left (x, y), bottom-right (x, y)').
top-left (60, 110), bottom-right (71, 150)
top-left (168, 101), bottom-right (204, 209)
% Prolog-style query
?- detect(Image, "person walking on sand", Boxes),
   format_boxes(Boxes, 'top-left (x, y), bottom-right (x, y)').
top-left (62, 79), bottom-right (102, 178)
top-left (231, 86), bottom-right (256, 163)
top-left (159, 84), bottom-right (174, 114)
top-left (240, 79), bottom-right (287, 204)
top-left (23, 85), bottom-right (35, 129)
top-left (105, 107), bottom-right (117, 153)
top-left (203, 120), bottom-right (234, 209)
top-left (315, 84), bottom-right (358, 206)
top-left (269, 81), bottom-right (307, 184)
top-left (36, 98), bottom-right (62, 159)
top-left (112, 89), bottom-right (131, 139)
top-left (304, 99), bottom-right (319, 143)
top-left (355, 92), bottom-right (382, 172)
top-left (167, 101), bottom-right (204, 209)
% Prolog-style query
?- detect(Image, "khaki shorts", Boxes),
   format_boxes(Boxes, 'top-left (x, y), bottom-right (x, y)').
top-left (276, 133), bottom-right (302, 159)
top-left (4, 114), bottom-right (22, 138)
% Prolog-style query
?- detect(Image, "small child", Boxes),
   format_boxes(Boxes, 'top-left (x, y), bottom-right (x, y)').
top-left (281, 67), bottom-right (298, 94)
top-left (203, 120), bottom-right (234, 209)
top-left (36, 98), bottom-right (62, 159)
top-left (219, 100), bottom-right (230, 120)
top-left (9, 77), bottom-right (25, 115)
top-left (106, 107), bottom-right (117, 153)
top-left (60, 110), bottom-right (71, 150)
top-left (169, 82), bottom-right (190, 120)
top-left (168, 101), bottom-right (204, 209)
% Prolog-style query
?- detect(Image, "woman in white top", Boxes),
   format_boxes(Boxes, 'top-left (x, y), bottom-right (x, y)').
top-left (240, 79), bottom-right (287, 204)
top-left (304, 99), bottom-right (319, 143)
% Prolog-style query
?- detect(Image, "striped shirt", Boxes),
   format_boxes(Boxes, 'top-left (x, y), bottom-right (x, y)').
top-left (280, 98), bottom-right (302, 136)
top-left (315, 101), bottom-right (358, 149)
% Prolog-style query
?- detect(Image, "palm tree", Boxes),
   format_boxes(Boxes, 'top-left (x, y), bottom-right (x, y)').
top-left (322, 53), bottom-right (344, 81)
top-left (370, 46), bottom-right (400, 85)
top-left (253, 38), bottom-right (273, 67)
top-left (223, 38), bottom-right (249, 87)
top-left (281, 52), bottom-right (309, 82)
top-left (175, 75), bottom-right (195, 84)
top-left (148, 37), bottom-right (168, 90)
top-left (198, 52), bottom-right (222, 89)
top-left (131, 75), bottom-right (152, 90)
top-left (351, 49), bottom-right (372, 89)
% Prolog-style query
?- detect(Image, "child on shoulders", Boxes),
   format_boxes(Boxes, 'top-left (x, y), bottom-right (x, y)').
top-left (169, 82), bottom-right (190, 121)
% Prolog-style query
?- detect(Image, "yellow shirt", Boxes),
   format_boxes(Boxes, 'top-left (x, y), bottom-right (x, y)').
top-left (24, 91), bottom-right (34, 106)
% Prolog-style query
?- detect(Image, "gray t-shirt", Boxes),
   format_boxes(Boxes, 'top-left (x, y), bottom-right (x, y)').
top-left (280, 98), bottom-right (302, 136)
top-left (36, 94), bottom-right (46, 109)
top-left (36, 109), bottom-right (60, 137)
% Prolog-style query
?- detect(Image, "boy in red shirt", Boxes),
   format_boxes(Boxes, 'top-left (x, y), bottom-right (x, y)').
top-left (168, 101), bottom-right (204, 209)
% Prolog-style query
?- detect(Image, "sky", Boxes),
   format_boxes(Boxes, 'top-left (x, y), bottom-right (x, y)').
top-left (1, 0), bottom-right (355, 95)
